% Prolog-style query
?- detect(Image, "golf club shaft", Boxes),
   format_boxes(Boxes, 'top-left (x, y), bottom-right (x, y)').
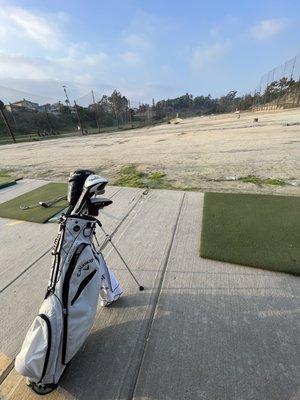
top-left (40, 195), bottom-right (67, 207)
top-left (98, 225), bottom-right (143, 289)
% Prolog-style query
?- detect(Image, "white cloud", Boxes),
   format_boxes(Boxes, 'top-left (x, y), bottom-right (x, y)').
top-left (120, 51), bottom-right (141, 65)
top-left (74, 73), bottom-right (93, 87)
top-left (120, 11), bottom-right (165, 66)
top-left (191, 41), bottom-right (231, 70)
top-left (210, 26), bottom-right (220, 39)
top-left (250, 19), bottom-right (287, 41)
top-left (123, 34), bottom-right (151, 51)
top-left (0, 4), bottom-right (110, 98)
top-left (0, 6), bottom-right (61, 49)
top-left (0, 5), bottom-right (178, 103)
top-left (82, 52), bottom-right (108, 66)
top-left (0, 52), bottom-right (47, 80)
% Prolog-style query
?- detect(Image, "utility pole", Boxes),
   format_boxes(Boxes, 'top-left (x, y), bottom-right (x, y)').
top-left (62, 85), bottom-right (71, 109)
top-left (147, 106), bottom-right (150, 124)
top-left (74, 101), bottom-right (84, 135)
top-left (128, 100), bottom-right (133, 128)
top-left (91, 90), bottom-right (101, 133)
top-left (295, 76), bottom-right (300, 106)
top-left (0, 100), bottom-right (16, 143)
top-left (63, 85), bottom-right (78, 132)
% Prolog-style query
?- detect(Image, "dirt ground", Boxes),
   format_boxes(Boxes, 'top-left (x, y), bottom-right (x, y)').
top-left (0, 108), bottom-right (299, 194)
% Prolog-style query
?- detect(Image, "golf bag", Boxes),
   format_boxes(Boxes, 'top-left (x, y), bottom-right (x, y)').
top-left (15, 213), bottom-right (122, 391)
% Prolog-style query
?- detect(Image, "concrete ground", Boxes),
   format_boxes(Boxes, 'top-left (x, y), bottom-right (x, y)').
top-left (0, 180), bottom-right (299, 400)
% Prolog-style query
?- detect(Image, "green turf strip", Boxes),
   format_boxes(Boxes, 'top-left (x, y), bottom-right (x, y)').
top-left (0, 176), bottom-right (16, 189)
top-left (200, 192), bottom-right (300, 275)
top-left (0, 183), bottom-right (68, 223)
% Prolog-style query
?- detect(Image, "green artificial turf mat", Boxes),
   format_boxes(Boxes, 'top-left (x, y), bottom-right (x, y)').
top-left (0, 183), bottom-right (68, 223)
top-left (0, 176), bottom-right (16, 189)
top-left (200, 192), bottom-right (300, 275)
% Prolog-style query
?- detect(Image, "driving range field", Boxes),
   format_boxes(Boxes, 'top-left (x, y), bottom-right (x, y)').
top-left (0, 108), bottom-right (299, 195)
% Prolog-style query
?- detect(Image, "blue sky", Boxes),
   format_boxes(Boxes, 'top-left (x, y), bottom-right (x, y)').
top-left (0, 0), bottom-right (299, 104)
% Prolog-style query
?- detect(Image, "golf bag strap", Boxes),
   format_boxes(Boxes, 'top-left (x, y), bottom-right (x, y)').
top-left (45, 218), bottom-right (66, 297)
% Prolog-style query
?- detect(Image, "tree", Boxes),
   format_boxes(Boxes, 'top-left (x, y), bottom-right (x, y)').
top-left (218, 91), bottom-right (237, 112)
top-left (107, 90), bottom-right (129, 127)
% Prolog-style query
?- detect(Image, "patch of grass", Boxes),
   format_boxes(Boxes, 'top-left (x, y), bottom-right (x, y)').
top-left (114, 165), bottom-right (146, 188)
top-left (200, 192), bottom-right (300, 275)
top-left (0, 183), bottom-right (68, 223)
top-left (0, 170), bottom-right (16, 189)
top-left (0, 169), bottom-right (12, 178)
top-left (114, 165), bottom-right (176, 189)
top-left (238, 175), bottom-right (285, 186)
top-left (147, 171), bottom-right (171, 189)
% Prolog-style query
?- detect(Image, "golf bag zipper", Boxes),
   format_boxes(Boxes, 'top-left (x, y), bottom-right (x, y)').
top-left (61, 242), bottom-right (89, 364)
top-left (38, 314), bottom-right (52, 382)
top-left (70, 269), bottom-right (97, 305)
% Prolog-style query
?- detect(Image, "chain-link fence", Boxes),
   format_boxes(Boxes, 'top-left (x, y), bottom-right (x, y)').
top-left (1, 53), bottom-right (300, 143)
top-left (253, 54), bottom-right (300, 110)
top-left (0, 86), bottom-right (164, 144)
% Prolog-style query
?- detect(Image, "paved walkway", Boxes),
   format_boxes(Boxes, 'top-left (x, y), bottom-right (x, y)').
top-left (0, 180), bottom-right (299, 400)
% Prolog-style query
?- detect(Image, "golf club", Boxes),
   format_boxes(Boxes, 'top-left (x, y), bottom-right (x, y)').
top-left (69, 171), bottom-right (144, 290)
top-left (39, 195), bottom-right (67, 208)
top-left (66, 169), bottom-right (95, 215)
top-left (71, 174), bottom-right (108, 215)
top-left (20, 195), bottom-right (67, 210)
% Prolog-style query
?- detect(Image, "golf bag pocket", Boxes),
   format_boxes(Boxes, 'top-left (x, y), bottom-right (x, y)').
top-left (62, 244), bottom-right (101, 364)
top-left (99, 267), bottom-right (123, 306)
top-left (15, 294), bottom-right (63, 384)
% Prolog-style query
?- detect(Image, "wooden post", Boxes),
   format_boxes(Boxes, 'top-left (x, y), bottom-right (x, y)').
top-left (91, 90), bottom-right (101, 133)
top-left (74, 101), bottom-right (84, 135)
top-left (128, 100), bottom-right (133, 128)
top-left (0, 101), bottom-right (16, 142)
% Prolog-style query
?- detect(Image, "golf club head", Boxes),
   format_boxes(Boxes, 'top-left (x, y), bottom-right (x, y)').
top-left (88, 197), bottom-right (113, 216)
top-left (84, 175), bottom-right (108, 193)
top-left (72, 175), bottom-right (108, 215)
top-left (67, 170), bottom-right (95, 206)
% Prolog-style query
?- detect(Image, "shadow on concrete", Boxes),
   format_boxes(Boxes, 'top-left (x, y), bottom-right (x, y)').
top-left (60, 288), bottom-right (300, 400)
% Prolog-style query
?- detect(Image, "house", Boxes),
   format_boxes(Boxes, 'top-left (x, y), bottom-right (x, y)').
top-left (39, 102), bottom-right (62, 115)
top-left (5, 99), bottom-right (39, 112)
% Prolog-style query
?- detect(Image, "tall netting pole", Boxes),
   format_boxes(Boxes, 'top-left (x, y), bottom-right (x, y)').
top-left (295, 72), bottom-right (300, 106)
top-left (74, 101), bottom-right (84, 136)
top-left (0, 100), bottom-right (16, 143)
top-left (277, 61), bottom-right (287, 107)
top-left (91, 90), bottom-right (101, 133)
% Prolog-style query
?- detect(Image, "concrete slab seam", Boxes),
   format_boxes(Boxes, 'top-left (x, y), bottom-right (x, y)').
top-left (128, 192), bottom-right (186, 400)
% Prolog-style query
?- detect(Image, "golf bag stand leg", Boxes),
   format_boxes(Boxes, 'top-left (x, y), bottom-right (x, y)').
top-left (97, 223), bottom-right (144, 291)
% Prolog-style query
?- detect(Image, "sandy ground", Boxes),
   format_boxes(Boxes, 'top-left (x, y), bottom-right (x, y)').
top-left (0, 108), bottom-right (299, 195)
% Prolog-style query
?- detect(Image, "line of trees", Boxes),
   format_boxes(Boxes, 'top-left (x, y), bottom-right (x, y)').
top-left (1, 78), bottom-right (299, 139)
top-left (155, 77), bottom-right (300, 116)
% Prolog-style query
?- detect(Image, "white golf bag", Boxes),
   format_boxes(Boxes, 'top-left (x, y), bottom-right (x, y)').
top-left (15, 213), bottom-right (122, 392)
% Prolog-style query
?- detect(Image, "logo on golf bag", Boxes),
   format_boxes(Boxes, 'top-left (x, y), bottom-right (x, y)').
top-left (77, 258), bottom-right (93, 277)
